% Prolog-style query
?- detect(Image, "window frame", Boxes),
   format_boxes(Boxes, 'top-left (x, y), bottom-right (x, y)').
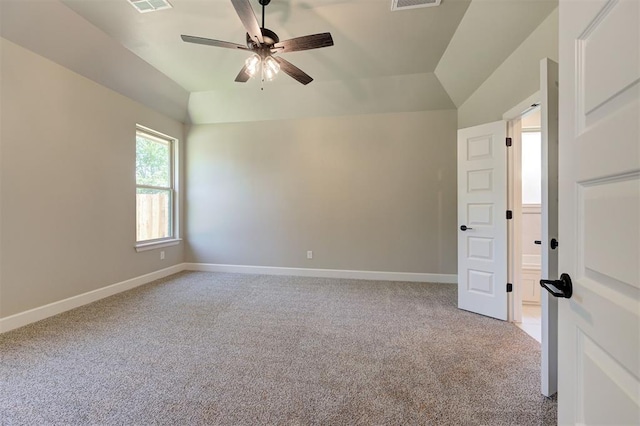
top-left (134, 125), bottom-right (181, 251)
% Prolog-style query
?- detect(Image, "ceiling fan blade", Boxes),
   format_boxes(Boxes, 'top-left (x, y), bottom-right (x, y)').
top-left (273, 33), bottom-right (334, 53)
top-left (230, 0), bottom-right (264, 46)
top-left (181, 35), bottom-right (249, 51)
top-left (235, 64), bottom-right (251, 83)
top-left (274, 57), bottom-right (313, 85)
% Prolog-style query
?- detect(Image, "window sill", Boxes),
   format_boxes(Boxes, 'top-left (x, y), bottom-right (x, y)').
top-left (135, 238), bottom-right (182, 252)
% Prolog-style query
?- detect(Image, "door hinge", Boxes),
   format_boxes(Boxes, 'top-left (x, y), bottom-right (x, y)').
top-left (506, 210), bottom-right (513, 220)
top-left (507, 283), bottom-right (513, 293)
top-left (506, 137), bottom-right (512, 147)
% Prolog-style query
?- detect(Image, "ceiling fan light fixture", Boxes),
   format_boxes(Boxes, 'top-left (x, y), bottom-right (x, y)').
top-left (263, 56), bottom-right (280, 81)
top-left (245, 54), bottom-right (261, 77)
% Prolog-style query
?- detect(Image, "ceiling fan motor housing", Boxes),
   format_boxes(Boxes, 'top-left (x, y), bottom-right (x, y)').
top-left (246, 28), bottom-right (279, 50)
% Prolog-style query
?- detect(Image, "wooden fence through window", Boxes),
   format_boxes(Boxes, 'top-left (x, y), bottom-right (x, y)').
top-left (136, 192), bottom-right (170, 241)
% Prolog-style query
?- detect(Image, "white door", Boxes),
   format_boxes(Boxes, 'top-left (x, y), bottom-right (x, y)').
top-left (558, 0), bottom-right (639, 424)
top-left (458, 121), bottom-right (508, 321)
top-left (540, 58), bottom-right (559, 397)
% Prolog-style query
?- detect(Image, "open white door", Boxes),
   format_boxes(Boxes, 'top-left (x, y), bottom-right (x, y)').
top-left (540, 58), bottom-right (559, 397)
top-left (458, 121), bottom-right (508, 321)
top-left (558, 0), bottom-right (639, 423)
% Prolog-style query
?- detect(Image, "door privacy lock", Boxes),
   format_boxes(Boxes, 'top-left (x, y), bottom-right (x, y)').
top-left (534, 239), bottom-right (558, 249)
top-left (540, 273), bottom-right (573, 298)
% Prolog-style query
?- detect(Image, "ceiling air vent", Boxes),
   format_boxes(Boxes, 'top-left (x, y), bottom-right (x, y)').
top-left (391, 0), bottom-right (441, 11)
top-left (128, 0), bottom-right (173, 13)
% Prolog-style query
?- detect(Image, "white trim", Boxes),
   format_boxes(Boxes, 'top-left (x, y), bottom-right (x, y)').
top-left (135, 238), bottom-right (182, 252)
top-left (135, 125), bottom-right (180, 244)
top-left (505, 92), bottom-right (542, 324)
top-left (0, 264), bottom-right (186, 333)
top-left (135, 124), bottom-right (176, 142)
top-left (507, 118), bottom-right (523, 323)
top-left (185, 263), bottom-right (457, 283)
top-left (1, 263), bottom-right (457, 334)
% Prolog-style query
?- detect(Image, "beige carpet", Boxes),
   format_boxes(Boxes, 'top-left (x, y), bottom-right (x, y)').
top-left (1, 272), bottom-right (556, 425)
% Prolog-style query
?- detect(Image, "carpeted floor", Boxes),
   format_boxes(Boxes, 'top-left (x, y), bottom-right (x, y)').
top-left (1, 272), bottom-right (556, 425)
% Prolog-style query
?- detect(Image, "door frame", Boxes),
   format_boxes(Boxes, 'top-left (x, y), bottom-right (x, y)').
top-left (503, 91), bottom-right (541, 324)
top-left (504, 88), bottom-right (559, 398)
top-left (458, 61), bottom-right (559, 398)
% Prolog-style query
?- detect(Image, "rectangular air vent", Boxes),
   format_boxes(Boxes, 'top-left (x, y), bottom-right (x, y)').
top-left (128, 0), bottom-right (172, 13)
top-left (391, 0), bottom-right (441, 11)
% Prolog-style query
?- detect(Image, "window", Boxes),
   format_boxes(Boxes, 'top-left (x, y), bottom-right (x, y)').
top-left (521, 130), bottom-right (542, 205)
top-left (135, 128), bottom-right (176, 246)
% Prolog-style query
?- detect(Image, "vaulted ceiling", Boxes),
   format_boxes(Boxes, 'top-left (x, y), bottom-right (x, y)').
top-left (0, 0), bottom-right (557, 124)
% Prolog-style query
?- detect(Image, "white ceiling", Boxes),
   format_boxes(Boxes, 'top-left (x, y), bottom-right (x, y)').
top-left (436, 0), bottom-right (558, 106)
top-left (0, 0), bottom-right (558, 124)
top-left (60, 0), bottom-right (473, 92)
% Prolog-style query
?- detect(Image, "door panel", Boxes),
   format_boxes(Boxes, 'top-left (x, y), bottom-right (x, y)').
top-left (577, 330), bottom-right (638, 425)
top-left (581, 177), bottom-right (639, 286)
top-left (558, 0), bottom-right (640, 423)
top-left (581, 0), bottom-right (639, 120)
top-left (458, 121), bottom-right (508, 321)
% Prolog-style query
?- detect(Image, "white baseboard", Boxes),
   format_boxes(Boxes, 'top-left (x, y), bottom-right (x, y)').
top-left (0, 264), bottom-right (186, 334)
top-left (1, 263), bottom-right (456, 333)
top-left (185, 263), bottom-right (457, 284)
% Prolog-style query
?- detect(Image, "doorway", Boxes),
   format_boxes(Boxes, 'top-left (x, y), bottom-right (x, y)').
top-left (515, 107), bottom-right (542, 342)
top-left (458, 57), bottom-right (559, 398)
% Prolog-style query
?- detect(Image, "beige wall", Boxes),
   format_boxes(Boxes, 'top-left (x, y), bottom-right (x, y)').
top-left (0, 4), bottom-right (560, 321)
top-left (457, 8), bottom-right (558, 129)
top-left (0, 39), bottom-right (185, 318)
top-left (186, 110), bottom-right (458, 274)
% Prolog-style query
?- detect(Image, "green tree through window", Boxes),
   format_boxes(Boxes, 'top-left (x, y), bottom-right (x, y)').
top-left (136, 136), bottom-right (170, 187)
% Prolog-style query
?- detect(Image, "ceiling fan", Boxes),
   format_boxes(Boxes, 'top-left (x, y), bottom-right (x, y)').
top-left (181, 0), bottom-right (334, 86)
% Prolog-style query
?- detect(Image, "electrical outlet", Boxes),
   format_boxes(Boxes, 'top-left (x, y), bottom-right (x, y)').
top-left (307, 250), bottom-right (313, 259)
top-left (160, 251), bottom-right (165, 260)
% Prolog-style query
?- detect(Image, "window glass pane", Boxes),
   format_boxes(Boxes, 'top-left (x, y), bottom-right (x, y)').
top-left (136, 188), bottom-right (171, 241)
top-left (136, 135), bottom-right (170, 187)
top-left (522, 132), bottom-right (542, 204)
